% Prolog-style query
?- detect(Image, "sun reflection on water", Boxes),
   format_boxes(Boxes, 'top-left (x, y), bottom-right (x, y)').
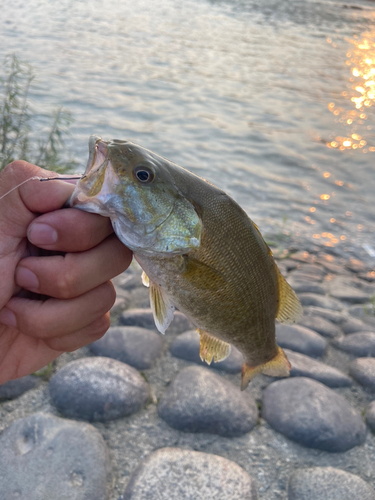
top-left (326, 32), bottom-right (375, 152)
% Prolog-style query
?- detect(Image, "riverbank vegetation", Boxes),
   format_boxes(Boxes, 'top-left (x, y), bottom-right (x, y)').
top-left (0, 55), bottom-right (75, 173)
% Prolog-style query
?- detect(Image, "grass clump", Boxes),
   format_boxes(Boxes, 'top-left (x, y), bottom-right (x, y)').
top-left (0, 54), bottom-right (76, 173)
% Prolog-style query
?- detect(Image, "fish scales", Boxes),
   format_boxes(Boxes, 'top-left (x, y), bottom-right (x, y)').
top-left (70, 136), bottom-right (302, 389)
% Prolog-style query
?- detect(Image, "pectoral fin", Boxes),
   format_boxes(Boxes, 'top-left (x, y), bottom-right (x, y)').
top-left (241, 346), bottom-right (291, 390)
top-left (198, 329), bottom-right (231, 364)
top-left (182, 256), bottom-right (227, 291)
top-left (149, 282), bottom-right (175, 334)
top-left (275, 265), bottom-right (303, 323)
top-left (142, 271), bottom-right (150, 288)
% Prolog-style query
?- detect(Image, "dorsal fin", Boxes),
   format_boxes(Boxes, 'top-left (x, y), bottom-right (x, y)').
top-left (275, 265), bottom-right (303, 323)
top-left (198, 329), bottom-right (231, 364)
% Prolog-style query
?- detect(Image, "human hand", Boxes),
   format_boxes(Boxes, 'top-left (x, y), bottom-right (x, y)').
top-left (0, 161), bottom-right (132, 384)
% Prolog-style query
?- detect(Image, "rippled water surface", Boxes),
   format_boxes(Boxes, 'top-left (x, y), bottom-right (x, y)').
top-left (2, 0), bottom-right (375, 258)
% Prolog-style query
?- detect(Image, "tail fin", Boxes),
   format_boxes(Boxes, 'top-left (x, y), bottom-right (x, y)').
top-left (241, 346), bottom-right (291, 390)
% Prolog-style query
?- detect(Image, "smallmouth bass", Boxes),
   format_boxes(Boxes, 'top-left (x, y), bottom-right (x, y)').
top-left (70, 136), bottom-right (302, 389)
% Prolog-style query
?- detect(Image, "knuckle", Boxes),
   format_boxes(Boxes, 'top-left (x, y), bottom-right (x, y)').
top-left (56, 269), bottom-right (78, 299)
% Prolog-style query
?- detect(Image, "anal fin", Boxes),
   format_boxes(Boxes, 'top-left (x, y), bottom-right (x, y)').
top-left (149, 282), bottom-right (175, 334)
top-left (198, 329), bottom-right (231, 365)
top-left (241, 346), bottom-right (291, 391)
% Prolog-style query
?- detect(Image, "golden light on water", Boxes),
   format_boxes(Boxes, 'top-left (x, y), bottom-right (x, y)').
top-left (326, 32), bottom-right (375, 151)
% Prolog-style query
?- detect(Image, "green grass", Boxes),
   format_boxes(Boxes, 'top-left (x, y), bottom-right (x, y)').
top-left (0, 54), bottom-right (76, 173)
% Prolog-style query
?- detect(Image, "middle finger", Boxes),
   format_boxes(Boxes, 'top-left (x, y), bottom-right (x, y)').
top-left (15, 234), bottom-right (132, 299)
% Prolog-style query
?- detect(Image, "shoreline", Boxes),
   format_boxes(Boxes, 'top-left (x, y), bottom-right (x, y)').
top-left (0, 245), bottom-right (375, 499)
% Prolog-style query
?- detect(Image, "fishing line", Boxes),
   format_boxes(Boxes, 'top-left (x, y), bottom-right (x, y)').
top-left (0, 175), bottom-right (85, 202)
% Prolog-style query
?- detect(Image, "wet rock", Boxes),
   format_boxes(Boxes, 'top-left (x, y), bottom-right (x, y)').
top-left (49, 357), bottom-right (149, 422)
top-left (332, 332), bottom-right (375, 357)
top-left (120, 308), bottom-right (192, 333)
top-left (113, 271), bottom-right (142, 291)
top-left (158, 366), bottom-right (258, 437)
top-left (349, 358), bottom-right (375, 391)
top-left (129, 286), bottom-right (151, 309)
top-left (262, 377), bottom-right (366, 452)
top-left (297, 293), bottom-right (343, 310)
top-left (342, 316), bottom-right (375, 334)
top-left (347, 304), bottom-right (373, 319)
top-left (111, 288), bottom-right (131, 315)
top-left (304, 306), bottom-right (348, 324)
top-left (276, 324), bottom-right (327, 357)
top-left (124, 447), bottom-right (258, 500)
top-left (297, 315), bottom-right (341, 338)
top-left (346, 258), bottom-right (366, 273)
top-left (288, 466), bottom-right (375, 500)
top-left (330, 286), bottom-right (369, 304)
top-left (170, 330), bottom-right (243, 373)
top-left (366, 400), bottom-right (375, 431)
top-left (90, 326), bottom-right (164, 370)
top-left (290, 251), bottom-right (316, 264)
top-left (359, 271), bottom-right (375, 282)
top-left (0, 413), bottom-right (109, 500)
top-left (288, 281), bottom-right (326, 295)
top-left (0, 375), bottom-right (39, 401)
top-left (285, 349), bottom-right (352, 387)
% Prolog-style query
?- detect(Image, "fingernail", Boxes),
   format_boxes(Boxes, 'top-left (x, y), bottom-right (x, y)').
top-left (28, 223), bottom-right (58, 245)
top-left (0, 308), bottom-right (17, 328)
top-left (16, 267), bottom-right (39, 291)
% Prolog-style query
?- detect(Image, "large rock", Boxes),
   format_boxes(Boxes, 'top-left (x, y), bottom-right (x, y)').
top-left (0, 375), bottom-right (39, 401)
top-left (303, 306), bottom-right (347, 324)
top-left (332, 332), bottom-right (375, 357)
top-left (288, 467), bottom-right (375, 500)
top-left (90, 326), bottom-right (164, 370)
top-left (0, 413), bottom-right (109, 500)
top-left (170, 330), bottom-right (243, 373)
top-left (124, 448), bottom-right (258, 500)
top-left (297, 293), bottom-right (343, 311)
top-left (297, 315), bottom-right (342, 338)
top-left (349, 358), bottom-right (375, 390)
top-left (330, 286), bottom-right (369, 304)
top-left (366, 400), bottom-right (375, 431)
top-left (158, 366), bottom-right (258, 437)
top-left (285, 349), bottom-right (352, 387)
top-left (276, 324), bottom-right (327, 357)
top-left (120, 308), bottom-right (192, 333)
top-left (262, 377), bottom-right (366, 452)
top-left (49, 357), bottom-right (149, 422)
top-left (342, 316), bottom-right (375, 334)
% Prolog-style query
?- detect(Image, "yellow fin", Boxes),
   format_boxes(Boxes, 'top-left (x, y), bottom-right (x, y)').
top-left (251, 220), bottom-right (303, 324)
top-left (275, 265), bottom-right (303, 323)
top-left (141, 271), bottom-right (150, 288)
top-left (241, 346), bottom-right (291, 390)
top-left (149, 282), bottom-right (175, 334)
top-left (198, 329), bottom-right (231, 365)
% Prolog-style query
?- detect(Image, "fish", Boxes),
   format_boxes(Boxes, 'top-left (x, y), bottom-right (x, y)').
top-left (69, 135), bottom-right (303, 390)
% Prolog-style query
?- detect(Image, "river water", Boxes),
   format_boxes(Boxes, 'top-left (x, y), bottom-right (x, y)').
top-left (2, 0), bottom-right (375, 261)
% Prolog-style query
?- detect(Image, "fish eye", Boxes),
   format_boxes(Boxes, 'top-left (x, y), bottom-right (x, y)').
top-left (134, 165), bottom-right (155, 183)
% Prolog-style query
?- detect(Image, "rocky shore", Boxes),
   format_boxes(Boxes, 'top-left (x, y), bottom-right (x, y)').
top-left (1, 247), bottom-right (375, 499)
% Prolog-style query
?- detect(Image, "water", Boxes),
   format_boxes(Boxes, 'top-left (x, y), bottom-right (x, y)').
top-left (1, 0), bottom-right (375, 260)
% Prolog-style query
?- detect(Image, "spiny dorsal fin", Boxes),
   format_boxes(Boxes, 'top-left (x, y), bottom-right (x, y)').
top-left (241, 346), bottom-right (291, 390)
top-left (149, 282), bottom-right (175, 334)
top-left (198, 329), bottom-right (231, 365)
top-left (275, 265), bottom-right (303, 323)
top-left (142, 271), bottom-right (150, 288)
